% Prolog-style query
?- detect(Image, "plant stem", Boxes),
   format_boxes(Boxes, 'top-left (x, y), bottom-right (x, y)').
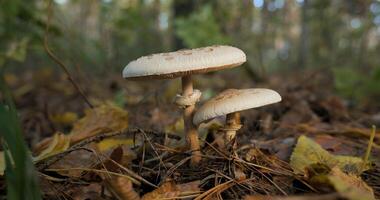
top-left (181, 75), bottom-right (201, 165)
top-left (363, 125), bottom-right (376, 164)
top-left (225, 112), bottom-right (241, 141)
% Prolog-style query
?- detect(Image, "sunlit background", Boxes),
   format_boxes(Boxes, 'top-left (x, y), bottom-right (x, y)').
top-left (1, 0), bottom-right (380, 106)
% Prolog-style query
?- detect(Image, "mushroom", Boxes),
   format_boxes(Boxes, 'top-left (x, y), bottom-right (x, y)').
top-left (122, 45), bottom-right (246, 165)
top-left (193, 88), bottom-right (281, 147)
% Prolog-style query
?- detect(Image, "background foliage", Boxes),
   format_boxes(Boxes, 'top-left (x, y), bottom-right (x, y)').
top-left (1, 0), bottom-right (380, 102)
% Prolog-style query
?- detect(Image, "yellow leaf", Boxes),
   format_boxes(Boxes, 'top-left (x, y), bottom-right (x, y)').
top-left (309, 166), bottom-right (375, 200)
top-left (97, 138), bottom-right (134, 152)
top-left (328, 168), bottom-right (375, 200)
top-left (34, 132), bottom-right (70, 161)
top-left (290, 135), bottom-right (368, 175)
top-left (70, 103), bottom-right (128, 144)
top-left (50, 112), bottom-right (78, 125)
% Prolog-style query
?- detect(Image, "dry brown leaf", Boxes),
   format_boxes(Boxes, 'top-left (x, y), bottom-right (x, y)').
top-left (70, 103), bottom-right (128, 144)
top-left (71, 183), bottom-right (103, 200)
top-left (141, 181), bottom-right (200, 200)
top-left (244, 193), bottom-right (340, 200)
top-left (234, 166), bottom-right (246, 181)
top-left (98, 145), bottom-right (137, 172)
top-left (33, 132), bottom-right (70, 161)
top-left (47, 147), bottom-right (96, 177)
top-left (106, 176), bottom-right (140, 200)
top-left (34, 103), bottom-right (128, 158)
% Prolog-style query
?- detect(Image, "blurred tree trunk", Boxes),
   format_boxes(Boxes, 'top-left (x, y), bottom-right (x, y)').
top-left (240, 0), bottom-right (261, 81)
top-left (357, 0), bottom-right (371, 70)
top-left (172, 0), bottom-right (195, 49)
top-left (257, 1), bottom-right (268, 78)
top-left (298, 0), bottom-right (309, 68)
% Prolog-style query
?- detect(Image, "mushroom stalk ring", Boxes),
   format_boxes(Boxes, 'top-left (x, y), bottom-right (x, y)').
top-left (174, 89), bottom-right (202, 108)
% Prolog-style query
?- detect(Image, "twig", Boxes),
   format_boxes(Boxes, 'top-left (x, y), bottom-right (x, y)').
top-left (44, 0), bottom-right (93, 108)
top-left (139, 129), bottom-right (168, 171)
top-left (46, 167), bottom-right (141, 185)
top-left (106, 157), bottom-right (158, 188)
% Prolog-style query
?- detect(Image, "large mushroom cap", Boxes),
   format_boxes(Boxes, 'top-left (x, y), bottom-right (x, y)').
top-left (122, 45), bottom-right (246, 80)
top-left (193, 88), bottom-right (281, 125)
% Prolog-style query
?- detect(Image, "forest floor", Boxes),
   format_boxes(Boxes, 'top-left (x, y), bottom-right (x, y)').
top-left (1, 68), bottom-right (379, 200)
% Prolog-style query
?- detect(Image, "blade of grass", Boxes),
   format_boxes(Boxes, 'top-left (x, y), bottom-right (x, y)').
top-left (363, 125), bottom-right (376, 164)
top-left (0, 72), bottom-right (42, 200)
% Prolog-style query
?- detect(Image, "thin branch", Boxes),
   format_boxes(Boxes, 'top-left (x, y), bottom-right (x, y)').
top-left (44, 0), bottom-right (93, 108)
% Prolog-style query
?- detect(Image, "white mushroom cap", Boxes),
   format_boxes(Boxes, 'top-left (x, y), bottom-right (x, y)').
top-left (123, 45), bottom-right (246, 80)
top-left (193, 88), bottom-right (281, 125)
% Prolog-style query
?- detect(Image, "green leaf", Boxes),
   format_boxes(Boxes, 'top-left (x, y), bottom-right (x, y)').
top-left (0, 73), bottom-right (42, 200)
top-left (5, 37), bottom-right (29, 62)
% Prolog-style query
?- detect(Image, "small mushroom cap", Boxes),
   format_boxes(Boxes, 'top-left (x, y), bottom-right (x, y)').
top-left (122, 45), bottom-right (246, 80)
top-left (193, 88), bottom-right (281, 125)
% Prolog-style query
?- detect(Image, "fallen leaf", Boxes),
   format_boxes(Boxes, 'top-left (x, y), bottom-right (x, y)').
top-left (33, 132), bottom-right (70, 161)
top-left (97, 138), bottom-right (134, 152)
top-left (105, 176), bottom-right (140, 200)
top-left (308, 166), bottom-right (375, 200)
top-left (290, 135), bottom-right (369, 175)
top-left (48, 148), bottom-right (97, 178)
top-left (329, 168), bottom-right (375, 200)
top-left (70, 103), bottom-right (129, 144)
top-left (71, 183), bottom-right (104, 200)
top-left (98, 144), bottom-right (137, 171)
top-left (244, 193), bottom-right (340, 200)
top-left (279, 101), bottom-right (320, 127)
top-left (50, 112), bottom-right (78, 126)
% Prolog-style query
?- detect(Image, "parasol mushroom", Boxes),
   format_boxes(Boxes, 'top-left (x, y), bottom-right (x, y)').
top-left (123, 45), bottom-right (246, 165)
top-left (193, 88), bottom-right (281, 147)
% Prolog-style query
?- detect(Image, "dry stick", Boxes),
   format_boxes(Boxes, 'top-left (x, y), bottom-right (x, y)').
top-left (47, 180), bottom-right (71, 200)
top-left (206, 167), bottom-right (253, 192)
top-left (44, 0), bottom-right (93, 108)
top-left (106, 157), bottom-right (158, 188)
top-left (139, 140), bottom-right (146, 174)
top-left (46, 168), bottom-right (141, 185)
top-left (194, 180), bottom-right (235, 200)
top-left (202, 139), bottom-right (230, 159)
top-left (139, 129), bottom-right (168, 171)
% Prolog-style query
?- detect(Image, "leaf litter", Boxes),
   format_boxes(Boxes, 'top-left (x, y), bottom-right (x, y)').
top-left (1, 69), bottom-right (380, 199)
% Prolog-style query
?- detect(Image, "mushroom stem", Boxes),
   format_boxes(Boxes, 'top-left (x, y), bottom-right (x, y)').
top-left (181, 75), bottom-right (201, 165)
top-left (225, 112), bottom-right (241, 142)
